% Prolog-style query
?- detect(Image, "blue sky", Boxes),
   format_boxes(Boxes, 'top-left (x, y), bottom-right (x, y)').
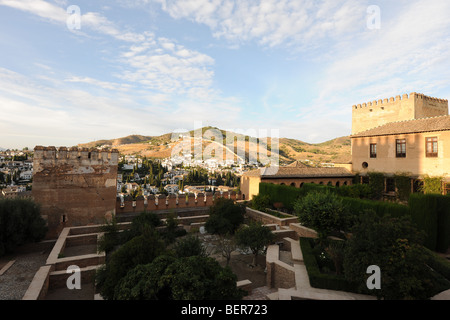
top-left (1, 0), bottom-right (450, 149)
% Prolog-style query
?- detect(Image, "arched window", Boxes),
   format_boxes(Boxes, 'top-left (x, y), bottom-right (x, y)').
top-left (290, 182), bottom-right (296, 187)
top-left (327, 181), bottom-right (332, 186)
top-left (300, 183), bottom-right (304, 188)
top-left (336, 181), bottom-right (340, 187)
top-left (319, 181), bottom-right (324, 185)
top-left (343, 181), bottom-right (348, 186)
top-left (280, 183), bottom-right (286, 186)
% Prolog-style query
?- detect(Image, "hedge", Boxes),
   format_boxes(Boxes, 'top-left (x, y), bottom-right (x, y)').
top-left (299, 237), bottom-right (360, 293)
top-left (409, 194), bottom-right (450, 252)
top-left (422, 247), bottom-right (450, 282)
top-left (342, 197), bottom-right (410, 219)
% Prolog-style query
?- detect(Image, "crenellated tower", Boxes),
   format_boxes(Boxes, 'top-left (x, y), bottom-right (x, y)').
top-left (32, 146), bottom-right (119, 239)
top-left (352, 92), bottom-right (448, 135)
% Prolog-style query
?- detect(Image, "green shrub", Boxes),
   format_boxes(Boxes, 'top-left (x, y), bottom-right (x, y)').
top-left (294, 191), bottom-right (350, 239)
top-left (250, 194), bottom-right (272, 211)
top-left (420, 175), bottom-right (443, 194)
top-left (299, 238), bottom-right (359, 293)
top-left (0, 199), bottom-right (47, 257)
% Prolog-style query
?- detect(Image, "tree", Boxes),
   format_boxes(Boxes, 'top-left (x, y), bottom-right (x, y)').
top-left (114, 255), bottom-right (177, 300)
top-left (96, 230), bottom-right (166, 300)
top-left (343, 211), bottom-right (433, 300)
top-left (114, 255), bottom-right (243, 300)
top-left (161, 256), bottom-right (243, 300)
top-left (0, 199), bottom-right (47, 257)
top-left (173, 235), bottom-right (207, 258)
top-left (251, 194), bottom-right (272, 212)
top-left (235, 222), bottom-right (274, 266)
top-left (205, 198), bottom-right (245, 236)
top-left (293, 191), bottom-right (349, 240)
top-left (214, 234), bottom-right (237, 266)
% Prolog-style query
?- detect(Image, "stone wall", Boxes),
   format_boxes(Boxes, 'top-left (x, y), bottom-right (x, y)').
top-left (245, 207), bottom-right (299, 227)
top-left (116, 191), bottom-right (239, 214)
top-left (32, 146), bottom-right (119, 239)
top-left (352, 92), bottom-right (448, 135)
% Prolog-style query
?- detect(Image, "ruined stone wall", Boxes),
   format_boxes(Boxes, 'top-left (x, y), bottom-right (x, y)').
top-left (32, 146), bottom-right (119, 239)
top-left (352, 92), bottom-right (448, 135)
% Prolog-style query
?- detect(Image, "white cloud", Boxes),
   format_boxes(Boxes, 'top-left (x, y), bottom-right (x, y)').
top-left (0, 0), bottom-right (144, 42)
top-left (154, 0), bottom-right (368, 48)
top-left (317, 0), bottom-right (450, 105)
top-left (118, 36), bottom-right (216, 96)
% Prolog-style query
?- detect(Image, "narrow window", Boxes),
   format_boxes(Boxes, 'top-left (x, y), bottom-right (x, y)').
top-left (370, 144), bottom-right (377, 158)
top-left (426, 137), bottom-right (438, 157)
top-left (396, 139), bottom-right (406, 158)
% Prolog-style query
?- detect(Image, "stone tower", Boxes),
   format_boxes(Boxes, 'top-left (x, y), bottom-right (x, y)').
top-left (352, 92), bottom-right (448, 135)
top-left (32, 146), bottom-right (119, 239)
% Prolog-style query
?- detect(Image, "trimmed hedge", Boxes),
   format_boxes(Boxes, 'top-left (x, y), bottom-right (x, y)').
top-left (422, 247), bottom-right (450, 282)
top-left (299, 237), bottom-right (360, 293)
top-left (342, 197), bottom-right (410, 219)
top-left (409, 194), bottom-right (450, 252)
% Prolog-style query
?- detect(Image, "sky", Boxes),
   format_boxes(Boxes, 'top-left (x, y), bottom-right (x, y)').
top-left (0, 0), bottom-right (450, 150)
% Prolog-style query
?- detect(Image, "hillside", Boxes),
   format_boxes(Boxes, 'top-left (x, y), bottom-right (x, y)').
top-left (79, 128), bottom-right (351, 166)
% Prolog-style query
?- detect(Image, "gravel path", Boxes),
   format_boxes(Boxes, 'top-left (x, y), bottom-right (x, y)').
top-left (0, 251), bottom-right (49, 300)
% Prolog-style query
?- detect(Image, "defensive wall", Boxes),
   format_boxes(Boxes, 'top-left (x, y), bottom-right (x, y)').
top-left (32, 146), bottom-right (119, 239)
top-left (352, 92), bottom-right (448, 135)
top-left (116, 191), bottom-right (240, 215)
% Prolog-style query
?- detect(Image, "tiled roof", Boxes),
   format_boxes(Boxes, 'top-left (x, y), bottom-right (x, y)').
top-left (351, 115), bottom-right (450, 138)
top-left (285, 160), bottom-right (309, 168)
top-left (242, 166), bottom-right (353, 178)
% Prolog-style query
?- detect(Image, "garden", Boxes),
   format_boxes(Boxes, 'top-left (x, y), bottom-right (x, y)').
top-left (255, 181), bottom-right (450, 300)
top-left (95, 198), bottom-right (275, 300)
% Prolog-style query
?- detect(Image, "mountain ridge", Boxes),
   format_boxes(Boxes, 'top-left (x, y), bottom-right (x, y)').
top-left (78, 127), bottom-right (351, 165)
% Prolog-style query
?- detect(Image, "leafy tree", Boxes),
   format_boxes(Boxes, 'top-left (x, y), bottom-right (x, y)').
top-left (114, 255), bottom-right (243, 300)
top-left (293, 191), bottom-right (349, 240)
top-left (343, 212), bottom-right (433, 300)
top-left (98, 216), bottom-right (121, 254)
top-left (235, 222), bottom-right (274, 266)
top-left (0, 199), bottom-right (47, 257)
top-left (173, 235), bottom-right (207, 258)
top-left (124, 211), bottom-right (162, 240)
top-left (114, 255), bottom-right (177, 300)
top-left (96, 230), bottom-right (166, 300)
top-left (205, 198), bottom-right (245, 236)
top-left (250, 194), bottom-right (272, 212)
top-left (161, 256), bottom-right (243, 300)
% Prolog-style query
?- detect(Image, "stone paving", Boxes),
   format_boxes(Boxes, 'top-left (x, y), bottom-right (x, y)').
top-left (243, 286), bottom-right (277, 300)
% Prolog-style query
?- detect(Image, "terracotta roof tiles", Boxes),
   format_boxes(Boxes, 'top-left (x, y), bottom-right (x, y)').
top-left (351, 115), bottom-right (450, 138)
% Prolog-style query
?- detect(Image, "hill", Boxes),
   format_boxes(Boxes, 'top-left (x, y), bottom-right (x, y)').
top-left (79, 128), bottom-right (351, 166)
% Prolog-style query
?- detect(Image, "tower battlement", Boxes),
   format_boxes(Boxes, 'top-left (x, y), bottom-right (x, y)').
top-left (352, 92), bottom-right (449, 135)
top-left (32, 146), bottom-right (119, 239)
top-left (33, 146), bottom-right (119, 166)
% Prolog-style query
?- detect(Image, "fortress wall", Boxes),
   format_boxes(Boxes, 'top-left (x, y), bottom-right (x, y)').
top-left (351, 93), bottom-right (448, 135)
top-left (116, 191), bottom-right (240, 214)
top-left (32, 146), bottom-right (119, 239)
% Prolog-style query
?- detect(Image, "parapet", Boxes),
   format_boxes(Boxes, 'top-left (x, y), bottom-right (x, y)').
top-left (33, 146), bottom-right (119, 165)
top-left (353, 92), bottom-right (448, 110)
